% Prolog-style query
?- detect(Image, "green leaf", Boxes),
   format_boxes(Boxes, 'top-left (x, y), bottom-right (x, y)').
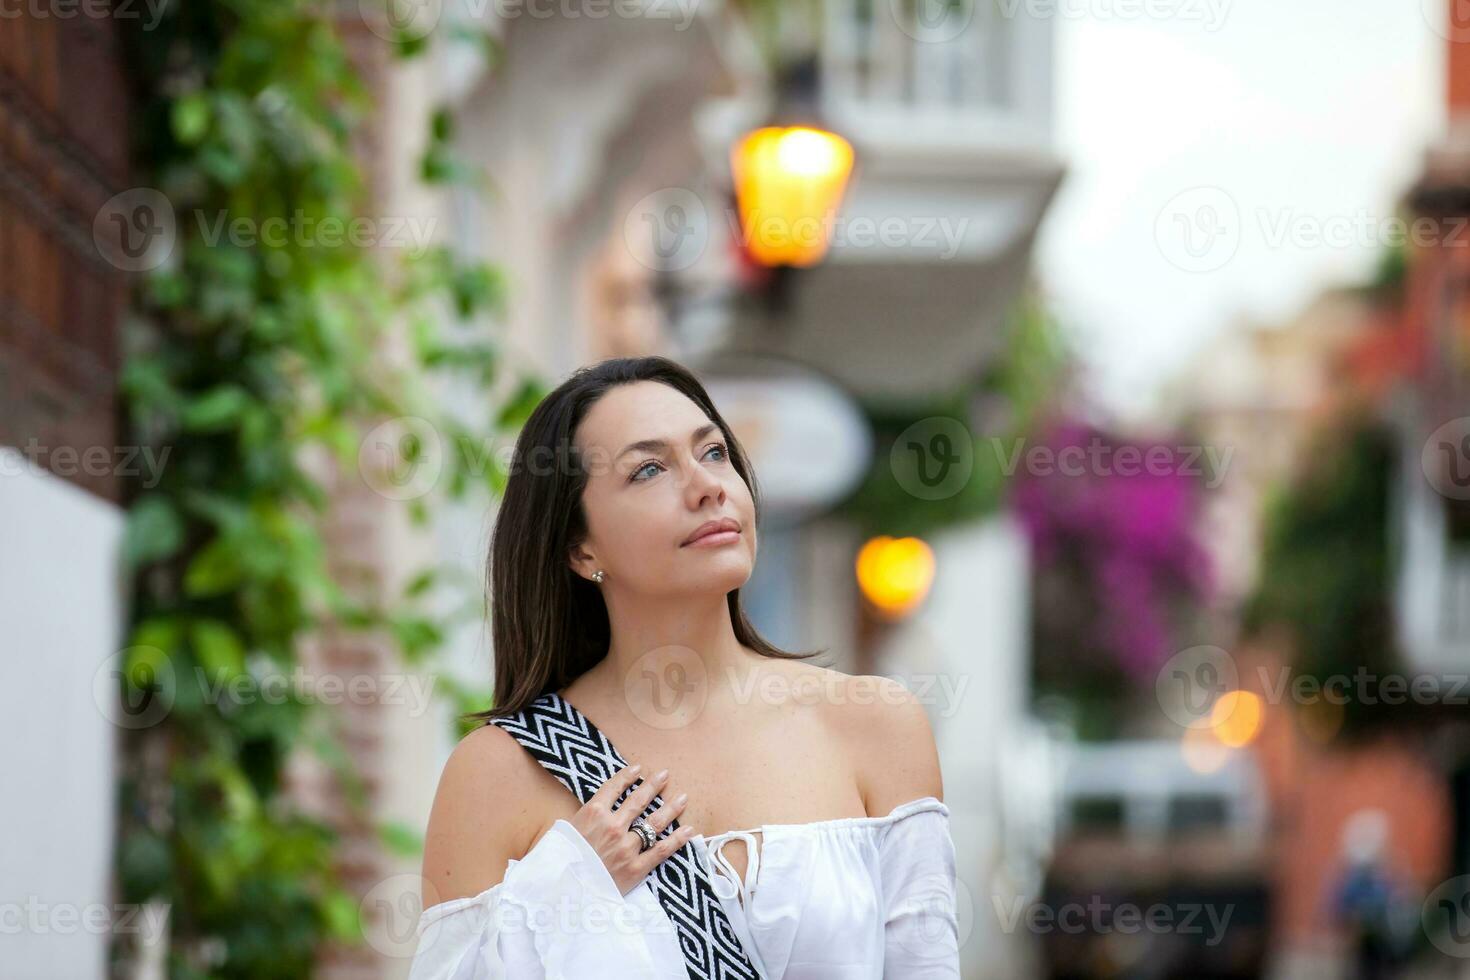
top-left (125, 641), bottom-right (175, 692)
top-left (377, 821), bottom-right (423, 858)
top-left (192, 618), bottom-right (247, 678)
top-left (172, 92), bottom-right (211, 145)
top-left (403, 568), bottom-right (436, 598)
top-left (321, 886), bottom-right (363, 942)
top-left (123, 495), bottom-right (185, 568)
top-left (182, 385), bottom-right (251, 432)
top-left (184, 538), bottom-right (243, 597)
top-left (391, 614), bottom-right (443, 659)
top-left (119, 829), bottom-right (173, 899)
top-left (394, 30), bottom-right (429, 59)
top-left (130, 617), bottom-right (183, 658)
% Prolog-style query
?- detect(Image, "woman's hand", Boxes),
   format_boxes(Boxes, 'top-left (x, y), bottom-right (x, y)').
top-left (568, 763), bottom-right (696, 896)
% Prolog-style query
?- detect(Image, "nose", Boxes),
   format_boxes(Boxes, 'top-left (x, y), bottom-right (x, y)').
top-left (683, 451), bottom-right (726, 507)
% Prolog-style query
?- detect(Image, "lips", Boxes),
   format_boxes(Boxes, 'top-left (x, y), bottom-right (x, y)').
top-left (682, 517), bottom-right (741, 546)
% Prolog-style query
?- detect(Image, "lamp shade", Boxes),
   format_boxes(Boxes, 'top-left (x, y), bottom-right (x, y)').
top-left (855, 535), bottom-right (935, 619)
top-left (731, 125), bottom-right (855, 268)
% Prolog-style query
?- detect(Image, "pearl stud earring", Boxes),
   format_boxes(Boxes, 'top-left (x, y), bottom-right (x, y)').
top-left (592, 569), bottom-right (605, 583)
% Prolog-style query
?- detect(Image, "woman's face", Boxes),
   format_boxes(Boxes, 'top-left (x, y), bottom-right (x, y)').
top-left (570, 381), bottom-right (756, 596)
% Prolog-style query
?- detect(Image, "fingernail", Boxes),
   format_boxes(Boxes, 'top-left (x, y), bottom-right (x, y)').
top-left (656, 769), bottom-right (669, 780)
top-left (630, 764), bottom-right (641, 771)
top-left (676, 792), bottom-right (688, 804)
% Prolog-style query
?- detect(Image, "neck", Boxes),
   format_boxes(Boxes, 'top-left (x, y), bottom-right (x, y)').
top-left (590, 589), bottom-right (760, 710)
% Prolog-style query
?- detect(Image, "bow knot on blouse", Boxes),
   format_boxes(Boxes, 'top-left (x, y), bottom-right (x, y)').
top-left (703, 829), bottom-right (762, 909)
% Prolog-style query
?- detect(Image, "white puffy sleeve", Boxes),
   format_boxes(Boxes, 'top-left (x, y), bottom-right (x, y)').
top-left (407, 819), bottom-right (690, 980)
top-left (878, 804), bottom-right (962, 977)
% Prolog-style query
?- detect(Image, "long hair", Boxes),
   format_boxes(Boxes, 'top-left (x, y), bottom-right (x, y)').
top-left (466, 355), bottom-right (823, 723)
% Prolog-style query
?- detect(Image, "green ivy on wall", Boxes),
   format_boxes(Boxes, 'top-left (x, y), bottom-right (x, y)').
top-left (1241, 411), bottom-right (1402, 738)
top-left (113, 3), bottom-right (529, 976)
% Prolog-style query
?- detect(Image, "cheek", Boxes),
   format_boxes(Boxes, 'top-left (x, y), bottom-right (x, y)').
top-left (593, 484), bottom-right (679, 554)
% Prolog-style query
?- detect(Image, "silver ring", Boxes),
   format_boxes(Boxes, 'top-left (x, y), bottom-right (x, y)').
top-left (629, 817), bottom-right (657, 853)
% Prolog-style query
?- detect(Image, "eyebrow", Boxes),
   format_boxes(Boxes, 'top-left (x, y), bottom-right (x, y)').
top-left (616, 422), bottom-right (721, 462)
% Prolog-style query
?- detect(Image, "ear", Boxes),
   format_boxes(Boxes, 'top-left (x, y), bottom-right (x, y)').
top-left (567, 541), bottom-right (599, 582)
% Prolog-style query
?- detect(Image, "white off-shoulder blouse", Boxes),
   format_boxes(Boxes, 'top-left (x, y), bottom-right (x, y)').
top-left (407, 795), bottom-right (959, 979)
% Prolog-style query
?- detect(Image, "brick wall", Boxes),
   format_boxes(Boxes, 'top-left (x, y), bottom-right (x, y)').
top-left (0, 11), bottom-right (130, 503)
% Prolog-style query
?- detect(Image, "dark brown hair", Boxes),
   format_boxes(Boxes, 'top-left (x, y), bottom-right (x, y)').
top-left (467, 355), bottom-right (822, 722)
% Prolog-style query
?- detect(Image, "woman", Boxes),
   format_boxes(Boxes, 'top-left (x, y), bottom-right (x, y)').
top-left (408, 356), bottom-right (960, 979)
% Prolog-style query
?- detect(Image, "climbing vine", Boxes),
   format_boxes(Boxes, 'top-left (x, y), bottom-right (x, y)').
top-left (112, 2), bottom-right (531, 976)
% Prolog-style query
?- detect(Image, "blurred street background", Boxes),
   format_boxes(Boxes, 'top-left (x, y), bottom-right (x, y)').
top-left (4, 0), bottom-right (1470, 977)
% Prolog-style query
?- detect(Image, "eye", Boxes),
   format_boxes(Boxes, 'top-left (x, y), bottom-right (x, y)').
top-left (629, 460), bottom-right (663, 483)
top-left (705, 442), bottom-right (729, 462)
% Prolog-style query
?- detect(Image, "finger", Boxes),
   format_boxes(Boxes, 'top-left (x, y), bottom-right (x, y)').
top-left (636, 824), bottom-right (698, 875)
top-left (589, 763), bottom-right (643, 811)
top-left (645, 792), bottom-right (688, 834)
top-left (615, 768), bottom-right (669, 821)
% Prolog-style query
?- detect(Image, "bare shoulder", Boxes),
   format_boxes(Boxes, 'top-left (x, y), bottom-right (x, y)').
top-left (824, 673), bottom-right (944, 816)
top-left (418, 722), bottom-right (567, 908)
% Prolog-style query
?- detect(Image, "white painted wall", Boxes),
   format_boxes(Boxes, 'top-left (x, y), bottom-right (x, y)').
top-left (880, 513), bottom-right (1040, 979)
top-left (0, 447), bottom-right (127, 979)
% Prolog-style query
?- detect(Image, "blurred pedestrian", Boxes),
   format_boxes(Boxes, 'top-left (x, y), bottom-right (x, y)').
top-left (1328, 808), bottom-right (1413, 980)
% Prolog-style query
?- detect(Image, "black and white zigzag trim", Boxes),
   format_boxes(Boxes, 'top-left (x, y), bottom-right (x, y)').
top-left (489, 691), bottom-right (761, 980)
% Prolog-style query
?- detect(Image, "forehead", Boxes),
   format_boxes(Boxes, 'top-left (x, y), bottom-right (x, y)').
top-left (575, 380), bottom-right (712, 454)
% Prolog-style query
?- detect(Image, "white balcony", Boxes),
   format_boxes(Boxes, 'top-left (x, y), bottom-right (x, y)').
top-left (699, 0), bottom-right (1064, 398)
top-left (819, 0), bottom-right (1053, 153)
top-left (1394, 439), bottom-right (1470, 675)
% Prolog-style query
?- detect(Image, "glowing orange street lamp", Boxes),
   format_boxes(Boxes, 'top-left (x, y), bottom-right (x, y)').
top-left (731, 125), bottom-right (855, 269)
top-left (855, 535), bottom-right (936, 621)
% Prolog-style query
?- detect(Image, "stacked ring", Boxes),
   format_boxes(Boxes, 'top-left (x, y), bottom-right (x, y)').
top-left (629, 816), bottom-right (657, 853)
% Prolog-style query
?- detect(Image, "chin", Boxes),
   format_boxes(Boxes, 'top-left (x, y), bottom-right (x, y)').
top-left (678, 556), bottom-right (753, 593)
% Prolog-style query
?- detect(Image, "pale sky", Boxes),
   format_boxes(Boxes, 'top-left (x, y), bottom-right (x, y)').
top-left (1035, 0), bottom-right (1447, 422)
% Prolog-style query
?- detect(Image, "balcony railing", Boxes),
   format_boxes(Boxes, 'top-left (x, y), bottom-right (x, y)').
top-left (818, 0), bottom-right (1052, 146)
